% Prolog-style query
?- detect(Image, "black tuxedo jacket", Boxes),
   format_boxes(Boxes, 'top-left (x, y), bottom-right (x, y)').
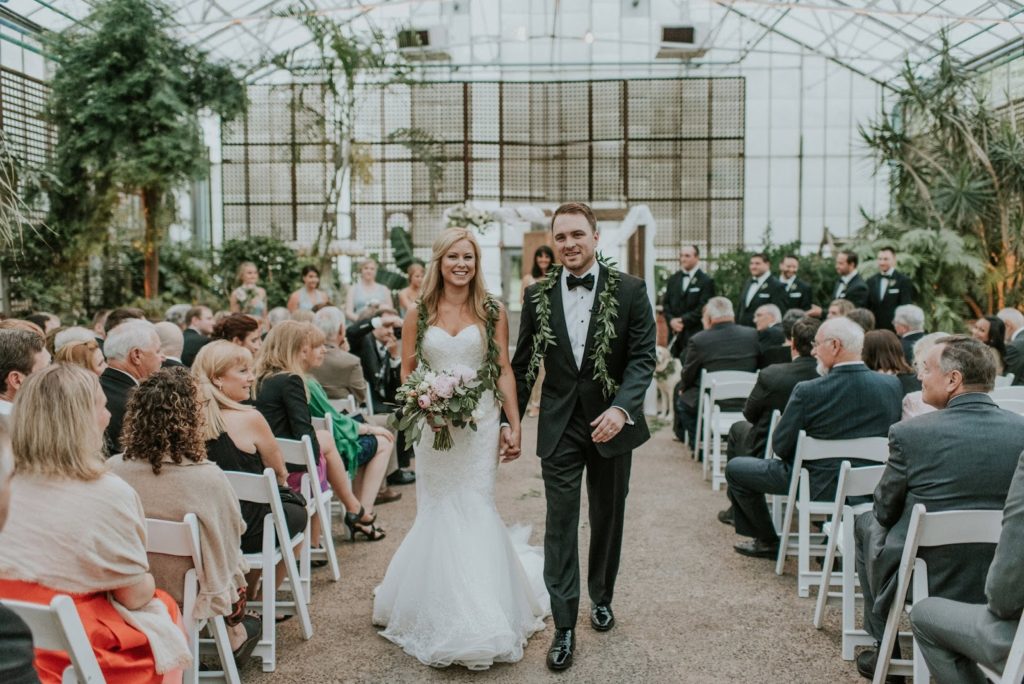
top-left (1004, 335), bottom-right (1024, 386)
top-left (100, 367), bottom-right (137, 454)
top-left (742, 355), bottom-right (819, 458)
top-left (901, 331), bottom-right (925, 365)
top-left (781, 278), bottom-right (813, 312)
top-left (772, 362), bottom-right (902, 500)
top-left (181, 328), bottom-right (210, 367)
top-left (736, 276), bottom-right (787, 328)
top-left (662, 269), bottom-right (715, 356)
top-left (866, 271), bottom-right (915, 331)
top-left (862, 393), bottom-right (1024, 621)
top-left (358, 336), bottom-right (401, 407)
top-left (512, 265), bottom-right (656, 459)
top-left (679, 321), bottom-right (760, 409)
top-left (757, 324), bottom-right (785, 356)
top-left (831, 273), bottom-right (869, 307)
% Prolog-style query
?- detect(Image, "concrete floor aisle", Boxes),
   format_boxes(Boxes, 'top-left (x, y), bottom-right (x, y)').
top-left (248, 417), bottom-right (863, 683)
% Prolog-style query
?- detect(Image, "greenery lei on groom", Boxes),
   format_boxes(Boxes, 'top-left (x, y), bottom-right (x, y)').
top-left (508, 201), bottom-right (656, 672)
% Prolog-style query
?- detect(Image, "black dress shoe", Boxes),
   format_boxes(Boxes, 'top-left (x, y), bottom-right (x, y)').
top-left (590, 604), bottom-right (614, 631)
top-left (386, 469), bottom-right (415, 486)
top-left (856, 645), bottom-right (905, 683)
top-left (547, 628), bottom-right (574, 671)
top-left (717, 507), bottom-right (734, 526)
top-left (733, 538), bottom-right (779, 558)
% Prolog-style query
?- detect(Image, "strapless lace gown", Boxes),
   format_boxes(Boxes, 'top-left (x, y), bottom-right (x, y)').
top-left (372, 325), bottom-right (550, 670)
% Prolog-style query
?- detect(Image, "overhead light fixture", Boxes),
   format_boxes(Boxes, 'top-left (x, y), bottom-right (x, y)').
top-left (583, 30), bottom-right (595, 44)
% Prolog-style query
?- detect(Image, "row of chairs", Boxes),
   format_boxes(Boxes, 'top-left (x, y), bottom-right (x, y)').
top-left (2, 412), bottom-right (353, 682)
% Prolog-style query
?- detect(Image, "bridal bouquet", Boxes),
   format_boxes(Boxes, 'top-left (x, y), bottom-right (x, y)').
top-left (389, 364), bottom-right (486, 451)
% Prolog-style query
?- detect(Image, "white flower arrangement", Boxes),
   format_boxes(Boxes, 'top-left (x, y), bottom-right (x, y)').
top-left (445, 203), bottom-right (494, 233)
top-left (287, 239), bottom-right (366, 258)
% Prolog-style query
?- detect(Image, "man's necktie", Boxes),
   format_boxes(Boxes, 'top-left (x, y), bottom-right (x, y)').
top-left (567, 273), bottom-right (595, 291)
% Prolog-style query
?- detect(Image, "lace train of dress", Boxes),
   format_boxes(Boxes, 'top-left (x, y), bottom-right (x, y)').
top-left (372, 326), bottom-right (549, 670)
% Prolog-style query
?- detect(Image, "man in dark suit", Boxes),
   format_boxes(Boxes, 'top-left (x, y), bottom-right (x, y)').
top-left (725, 317), bottom-right (902, 558)
top-left (662, 245), bottom-right (715, 360)
top-left (736, 253), bottom-right (787, 328)
top-left (832, 249), bottom-right (869, 308)
top-left (357, 321), bottom-right (402, 410)
top-left (866, 248), bottom-right (915, 332)
top-left (0, 329), bottom-right (50, 417)
top-left (181, 305), bottom-right (213, 367)
top-left (511, 202), bottom-right (656, 671)
top-left (779, 254), bottom-right (814, 312)
top-left (893, 304), bottom-right (926, 365)
top-left (674, 297), bottom-right (760, 448)
top-left (997, 307), bottom-right (1024, 386)
top-left (854, 335), bottom-right (1024, 681)
top-left (754, 304), bottom-right (785, 357)
top-left (911, 450), bottom-right (1024, 683)
top-left (761, 308), bottom-right (804, 367)
top-left (154, 321), bottom-right (184, 368)
top-left (100, 320), bottom-right (164, 453)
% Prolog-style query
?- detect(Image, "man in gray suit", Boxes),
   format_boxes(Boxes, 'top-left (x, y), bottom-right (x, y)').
top-left (854, 336), bottom-right (1024, 681)
top-left (725, 317), bottom-right (903, 558)
top-left (910, 450), bottom-right (1024, 683)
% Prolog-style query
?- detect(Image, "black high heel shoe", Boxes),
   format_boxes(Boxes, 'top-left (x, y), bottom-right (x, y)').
top-left (344, 506), bottom-right (385, 542)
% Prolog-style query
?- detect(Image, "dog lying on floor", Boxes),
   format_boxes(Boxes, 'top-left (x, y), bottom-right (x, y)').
top-left (654, 346), bottom-right (681, 419)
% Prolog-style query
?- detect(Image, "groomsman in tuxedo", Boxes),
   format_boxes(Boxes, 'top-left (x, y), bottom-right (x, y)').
top-left (854, 336), bottom-right (1024, 681)
top-left (736, 253), bottom-right (787, 328)
top-left (894, 304), bottom-right (927, 365)
top-left (662, 245), bottom-right (715, 360)
top-left (778, 254), bottom-right (813, 312)
top-left (724, 317), bottom-right (902, 558)
top-left (911, 451), bottom-right (1024, 683)
top-left (831, 249), bottom-right (869, 308)
top-left (997, 307), bottom-right (1024, 385)
top-left (866, 248), bottom-right (915, 331)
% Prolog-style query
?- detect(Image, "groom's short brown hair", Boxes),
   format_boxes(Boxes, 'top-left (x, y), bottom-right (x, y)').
top-left (551, 202), bottom-right (596, 233)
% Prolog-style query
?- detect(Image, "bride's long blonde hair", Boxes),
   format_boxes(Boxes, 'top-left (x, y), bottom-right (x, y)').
top-left (419, 227), bottom-right (489, 326)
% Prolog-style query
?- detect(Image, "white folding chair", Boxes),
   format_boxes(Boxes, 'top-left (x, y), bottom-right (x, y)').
top-left (146, 514), bottom-right (240, 684)
top-left (813, 461), bottom-right (887, 660)
top-left (995, 373), bottom-right (1015, 388)
top-left (223, 468), bottom-right (313, 672)
top-left (327, 396), bottom-right (358, 415)
top-left (994, 397), bottom-right (1024, 415)
top-left (1, 594), bottom-right (103, 683)
top-left (705, 376), bottom-right (758, 491)
top-left (693, 369), bottom-right (757, 466)
top-left (978, 614), bottom-right (1024, 682)
top-left (276, 432), bottom-right (339, 589)
top-left (775, 431), bottom-right (889, 598)
top-left (992, 386), bottom-right (1024, 401)
top-left (764, 410), bottom-right (785, 533)
top-left (873, 505), bottom-right (1004, 683)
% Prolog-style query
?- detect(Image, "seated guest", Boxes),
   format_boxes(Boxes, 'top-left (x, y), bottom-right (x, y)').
top-left (0, 329), bottom-right (51, 416)
top-left (346, 308), bottom-right (403, 350)
top-left (827, 298), bottom-right (856, 319)
top-left (848, 308), bottom-right (876, 332)
top-left (720, 317), bottom-right (821, 525)
top-left (998, 307), bottom-right (1024, 385)
top-left (101, 320), bottom-right (164, 454)
top-left (974, 315), bottom-right (1008, 376)
top-left (358, 309), bottom-right (404, 410)
top-left (91, 309), bottom-right (110, 345)
top-left (0, 319), bottom-right (44, 338)
top-left (267, 307), bottom-right (290, 331)
top-left (103, 307), bottom-right (146, 336)
top-left (110, 367), bottom-right (259, 664)
top-left (863, 329), bottom-right (920, 395)
top-left (255, 322), bottom-right (385, 541)
top-left (55, 339), bottom-right (107, 377)
top-left (0, 364), bottom-right (189, 682)
top-left (753, 304), bottom-right (784, 357)
top-left (901, 332), bottom-right (950, 420)
top-left (762, 308), bottom-right (805, 367)
top-left (725, 317), bottom-right (902, 558)
top-left (674, 296), bottom-right (760, 448)
top-left (163, 303), bottom-right (191, 331)
top-left (53, 326), bottom-right (95, 354)
top-left (311, 306), bottom-right (368, 407)
top-left (181, 306), bottom-right (214, 367)
top-left (25, 312), bottom-right (59, 335)
top-left (154, 321), bottom-right (184, 367)
top-left (893, 304), bottom-right (926, 365)
top-left (854, 335), bottom-right (1024, 681)
top-left (211, 313), bottom-right (262, 356)
top-left (0, 417), bottom-right (38, 684)
top-left (911, 450), bottom-right (1024, 683)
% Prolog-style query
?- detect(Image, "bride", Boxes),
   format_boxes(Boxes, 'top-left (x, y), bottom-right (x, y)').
top-left (372, 227), bottom-right (550, 669)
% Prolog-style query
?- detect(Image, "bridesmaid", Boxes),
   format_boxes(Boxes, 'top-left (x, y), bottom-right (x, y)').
top-left (520, 245), bottom-right (555, 417)
top-left (345, 259), bottom-right (393, 322)
top-left (287, 265), bottom-right (330, 313)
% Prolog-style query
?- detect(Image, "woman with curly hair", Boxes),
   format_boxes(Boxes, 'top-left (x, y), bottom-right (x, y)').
top-left (0, 364), bottom-right (189, 682)
top-left (211, 313), bottom-right (262, 356)
top-left (110, 367), bottom-right (260, 666)
top-left (55, 338), bottom-right (107, 376)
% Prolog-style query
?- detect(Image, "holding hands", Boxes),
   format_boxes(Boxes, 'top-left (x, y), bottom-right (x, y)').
top-left (499, 424), bottom-right (521, 463)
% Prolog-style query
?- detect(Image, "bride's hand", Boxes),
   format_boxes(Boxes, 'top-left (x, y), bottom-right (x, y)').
top-left (499, 425), bottom-right (521, 463)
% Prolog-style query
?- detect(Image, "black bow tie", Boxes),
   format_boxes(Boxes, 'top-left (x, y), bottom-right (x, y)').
top-left (567, 273), bottom-right (595, 291)
top-left (881, 273), bottom-right (893, 280)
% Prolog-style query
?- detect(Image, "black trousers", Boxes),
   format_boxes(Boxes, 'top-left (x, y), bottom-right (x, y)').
top-left (541, 404), bottom-right (632, 630)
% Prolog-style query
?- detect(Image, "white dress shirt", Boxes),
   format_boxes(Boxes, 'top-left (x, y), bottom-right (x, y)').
top-left (561, 260), bottom-right (601, 370)
top-left (745, 272), bottom-right (770, 307)
top-left (878, 269), bottom-right (894, 299)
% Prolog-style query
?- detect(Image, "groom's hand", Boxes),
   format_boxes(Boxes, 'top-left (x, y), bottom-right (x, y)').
top-left (590, 408), bottom-right (626, 444)
top-left (499, 425), bottom-right (521, 462)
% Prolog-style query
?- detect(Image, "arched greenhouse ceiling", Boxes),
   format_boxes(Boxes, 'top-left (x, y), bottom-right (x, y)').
top-left (3, 0), bottom-right (1024, 88)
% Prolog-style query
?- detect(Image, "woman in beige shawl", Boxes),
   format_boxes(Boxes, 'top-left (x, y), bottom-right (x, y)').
top-left (0, 364), bottom-right (190, 683)
top-left (109, 366), bottom-right (259, 666)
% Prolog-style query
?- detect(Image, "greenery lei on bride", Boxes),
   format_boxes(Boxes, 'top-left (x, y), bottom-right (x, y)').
top-left (414, 293), bottom-right (505, 404)
top-left (525, 254), bottom-right (621, 398)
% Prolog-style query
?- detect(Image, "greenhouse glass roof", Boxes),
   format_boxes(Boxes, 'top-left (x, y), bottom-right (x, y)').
top-left (3, 0), bottom-right (1023, 87)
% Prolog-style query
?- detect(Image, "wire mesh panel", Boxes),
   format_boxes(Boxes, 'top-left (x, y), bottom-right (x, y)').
top-left (0, 67), bottom-right (51, 222)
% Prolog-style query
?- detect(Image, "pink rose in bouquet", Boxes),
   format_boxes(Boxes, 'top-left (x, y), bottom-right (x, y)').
top-left (389, 364), bottom-right (487, 451)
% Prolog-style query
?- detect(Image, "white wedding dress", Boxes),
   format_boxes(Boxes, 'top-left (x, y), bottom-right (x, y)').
top-left (372, 325), bottom-right (550, 670)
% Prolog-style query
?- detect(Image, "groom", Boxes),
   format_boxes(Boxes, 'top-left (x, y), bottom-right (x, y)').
top-left (510, 202), bottom-right (656, 671)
